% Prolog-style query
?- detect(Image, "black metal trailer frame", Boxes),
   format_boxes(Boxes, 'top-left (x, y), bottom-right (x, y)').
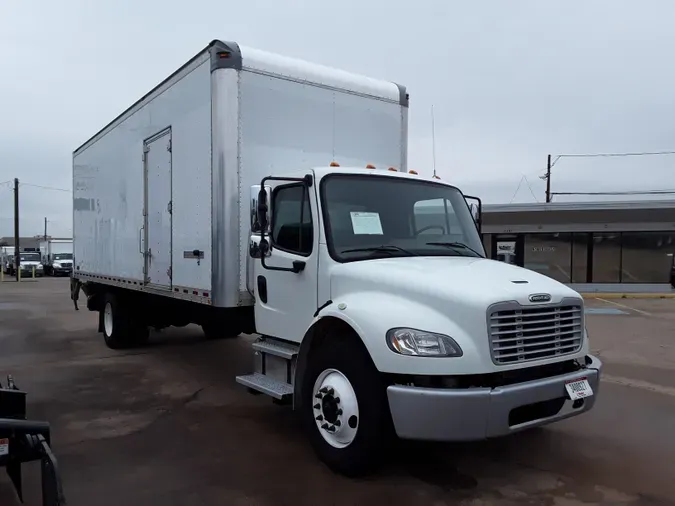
top-left (0, 375), bottom-right (66, 505)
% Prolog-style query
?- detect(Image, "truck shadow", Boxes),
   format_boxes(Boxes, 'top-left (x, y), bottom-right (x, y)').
top-left (140, 328), bottom-right (561, 492)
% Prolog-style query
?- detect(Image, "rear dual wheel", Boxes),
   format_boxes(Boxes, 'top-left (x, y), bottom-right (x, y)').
top-left (101, 293), bottom-right (149, 349)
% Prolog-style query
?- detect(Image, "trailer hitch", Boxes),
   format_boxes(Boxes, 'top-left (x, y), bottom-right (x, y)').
top-left (0, 375), bottom-right (66, 505)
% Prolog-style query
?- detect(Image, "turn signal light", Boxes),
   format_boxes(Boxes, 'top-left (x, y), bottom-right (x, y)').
top-left (388, 167), bottom-right (398, 172)
top-left (365, 164), bottom-right (376, 169)
top-left (432, 174), bottom-right (441, 179)
top-left (330, 161), bottom-right (340, 167)
top-left (408, 170), bottom-right (418, 175)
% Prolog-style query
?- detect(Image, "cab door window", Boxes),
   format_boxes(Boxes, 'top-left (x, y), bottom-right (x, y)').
top-left (271, 184), bottom-right (313, 256)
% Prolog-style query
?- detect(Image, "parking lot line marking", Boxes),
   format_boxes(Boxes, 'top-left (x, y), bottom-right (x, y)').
top-left (602, 374), bottom-right (675, 398)
top-left (595, 297), bottom-right (652, 316)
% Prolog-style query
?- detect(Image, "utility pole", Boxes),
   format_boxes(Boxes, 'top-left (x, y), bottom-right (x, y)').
top-left (13, 178), bottom-right (19, 278)
top-left (44, 217), bottom-right (47, 242)
top-left (545, 154), bottom-right (552, 203)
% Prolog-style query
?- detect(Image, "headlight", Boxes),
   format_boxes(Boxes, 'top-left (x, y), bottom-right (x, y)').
top-left (386, 327), bottom-right (463, 357)
top-left (37, 264), bottom-right (43, 269)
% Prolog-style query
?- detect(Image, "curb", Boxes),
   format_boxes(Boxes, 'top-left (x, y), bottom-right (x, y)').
top-left (581, 292), bottom-right (675, 299)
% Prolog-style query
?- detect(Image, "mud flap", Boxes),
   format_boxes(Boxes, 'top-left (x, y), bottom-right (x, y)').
top-left (69, 277), bottom-right (81, 311)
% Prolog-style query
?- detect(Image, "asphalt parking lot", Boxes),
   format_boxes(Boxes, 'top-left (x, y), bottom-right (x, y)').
top-left (1, 278), bottom-right (674, 506)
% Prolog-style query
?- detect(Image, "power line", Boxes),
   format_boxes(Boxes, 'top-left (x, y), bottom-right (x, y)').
top-left (552, 190), bottom-right (675, 196)
top-left (557, 150), bottom-right (675, 159)
top-left (523, 176), bottom-right (540, 202)
top-left (19, 183), bottom-right (71, 193)
top-left (542, 150), bottom-right (675, 200)
top-left (509, 175), bottom-right (525, 204)
top-left (550, 150), bottom-right (675, 168)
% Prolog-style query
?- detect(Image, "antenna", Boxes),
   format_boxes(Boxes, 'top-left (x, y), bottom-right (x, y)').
top-left (431, 105), bottom-right (437, 178)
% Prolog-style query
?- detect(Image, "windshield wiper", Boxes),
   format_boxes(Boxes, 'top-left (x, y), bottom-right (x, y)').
top-left (425, 242), bottom-right (483, 257)
top-left (341, 245), bottom-right (418, 257)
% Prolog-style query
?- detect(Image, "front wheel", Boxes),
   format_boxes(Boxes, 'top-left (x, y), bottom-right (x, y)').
top-left (302, 336), bottom-right (391, 477)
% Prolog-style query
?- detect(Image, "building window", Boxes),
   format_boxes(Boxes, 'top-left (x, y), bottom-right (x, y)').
top-left (482, 234), bottom-right (492, 257)
top-left (621, 232), bottom-right (675, 283)
top-left (524, 233), bottom-right (572, 283)
top-left (571, 233), bottom-right (589, 283)
top-left (271, 184), bottom-right (313, 256)
top-left (592, 233), bottom-right (621, 283)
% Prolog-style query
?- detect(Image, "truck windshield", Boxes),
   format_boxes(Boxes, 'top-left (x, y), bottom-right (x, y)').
top-left (321, 174), bottom-right (485, 262)
top-left (20, 253), bottom-right (40, 262)
top-left (53, 253), bottom-right (72, 260)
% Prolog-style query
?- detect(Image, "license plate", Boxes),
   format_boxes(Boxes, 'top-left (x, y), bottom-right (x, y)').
top-left (565, 377), bottom-right (593, 399)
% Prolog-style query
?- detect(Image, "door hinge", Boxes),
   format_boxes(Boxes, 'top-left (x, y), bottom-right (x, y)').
top-left (167, 201), bottom-right (173, 214)
top-left (167, 139), bottom-right (172, 153)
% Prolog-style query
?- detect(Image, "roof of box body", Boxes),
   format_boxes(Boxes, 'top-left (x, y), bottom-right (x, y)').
top-left (73, 40), bottom-right (406, 155)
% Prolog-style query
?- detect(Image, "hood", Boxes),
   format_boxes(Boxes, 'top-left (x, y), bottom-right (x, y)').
top-left (329, 256), bottom-right (580, 307)
top-left (20, 261), bottom-right (41, 266)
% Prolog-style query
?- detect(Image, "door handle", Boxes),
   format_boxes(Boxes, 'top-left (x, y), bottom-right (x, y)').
top-left (139, 227), bottom-right (144, 254)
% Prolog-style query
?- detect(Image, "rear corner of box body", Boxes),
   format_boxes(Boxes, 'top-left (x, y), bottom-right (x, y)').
top-left (210, 40), bottom-right (244, 308)
top-left (73, 48), bottom-right (214, 302)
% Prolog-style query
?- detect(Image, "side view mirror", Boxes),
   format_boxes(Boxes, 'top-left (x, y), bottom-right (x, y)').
top-left (250, 185), bottom-right (272, 235)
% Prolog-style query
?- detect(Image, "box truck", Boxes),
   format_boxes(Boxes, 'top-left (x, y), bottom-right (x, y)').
top-left (40, 239), bottom-right (73, 276)
top-left (71, 40), bottom-right (601, 476)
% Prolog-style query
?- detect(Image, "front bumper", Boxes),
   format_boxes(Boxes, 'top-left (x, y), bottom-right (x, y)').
top-left (387, 354), bottom-right (602, 441)
top-left (52, 267), bottom-right (72, 275)
top-left (19, 268), bottom-right (43, 277)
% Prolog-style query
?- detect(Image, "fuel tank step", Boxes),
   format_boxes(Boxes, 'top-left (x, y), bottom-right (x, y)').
top-left (235, 373), bottom-right (293, 400)
top-left (252, 339), bottom-right (299, 360)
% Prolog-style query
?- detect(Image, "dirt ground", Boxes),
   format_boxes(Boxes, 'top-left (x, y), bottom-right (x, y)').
top-left (1, 278), bottom-right (674, 505)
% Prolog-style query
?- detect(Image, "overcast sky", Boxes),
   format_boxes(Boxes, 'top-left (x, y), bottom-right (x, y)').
top-left (1, 0), bottom-right (675, 237)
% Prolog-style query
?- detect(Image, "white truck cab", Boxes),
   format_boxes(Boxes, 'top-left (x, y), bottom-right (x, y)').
top-left (17, 251), bottom-right (44, 278)
top-left (238, 165), bottom-right (601, 476)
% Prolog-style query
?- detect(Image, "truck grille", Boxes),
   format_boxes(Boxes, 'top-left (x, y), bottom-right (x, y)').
top-left (488, 303), bottom-right (583, 365)
top-left (61, 263), bottom-right (72, 268)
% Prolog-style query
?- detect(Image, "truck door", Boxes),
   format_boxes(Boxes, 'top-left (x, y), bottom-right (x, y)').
top-left (143, 128), bottom-right (173, 288)
top-left (251, 176), bottom-right (319, 342)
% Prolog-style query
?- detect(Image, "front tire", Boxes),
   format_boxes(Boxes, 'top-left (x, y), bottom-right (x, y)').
top-left (302, 335), bottom-right (391, 477)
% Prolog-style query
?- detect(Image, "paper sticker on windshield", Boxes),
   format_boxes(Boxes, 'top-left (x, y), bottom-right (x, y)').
top-left (350, 212), bottom-right (383, 235)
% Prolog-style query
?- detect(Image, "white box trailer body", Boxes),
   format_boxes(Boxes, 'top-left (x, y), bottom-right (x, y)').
top-left (73, 40), bottom-right (408, 308)
top-left (42, 239), bottom-right (73, 260)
